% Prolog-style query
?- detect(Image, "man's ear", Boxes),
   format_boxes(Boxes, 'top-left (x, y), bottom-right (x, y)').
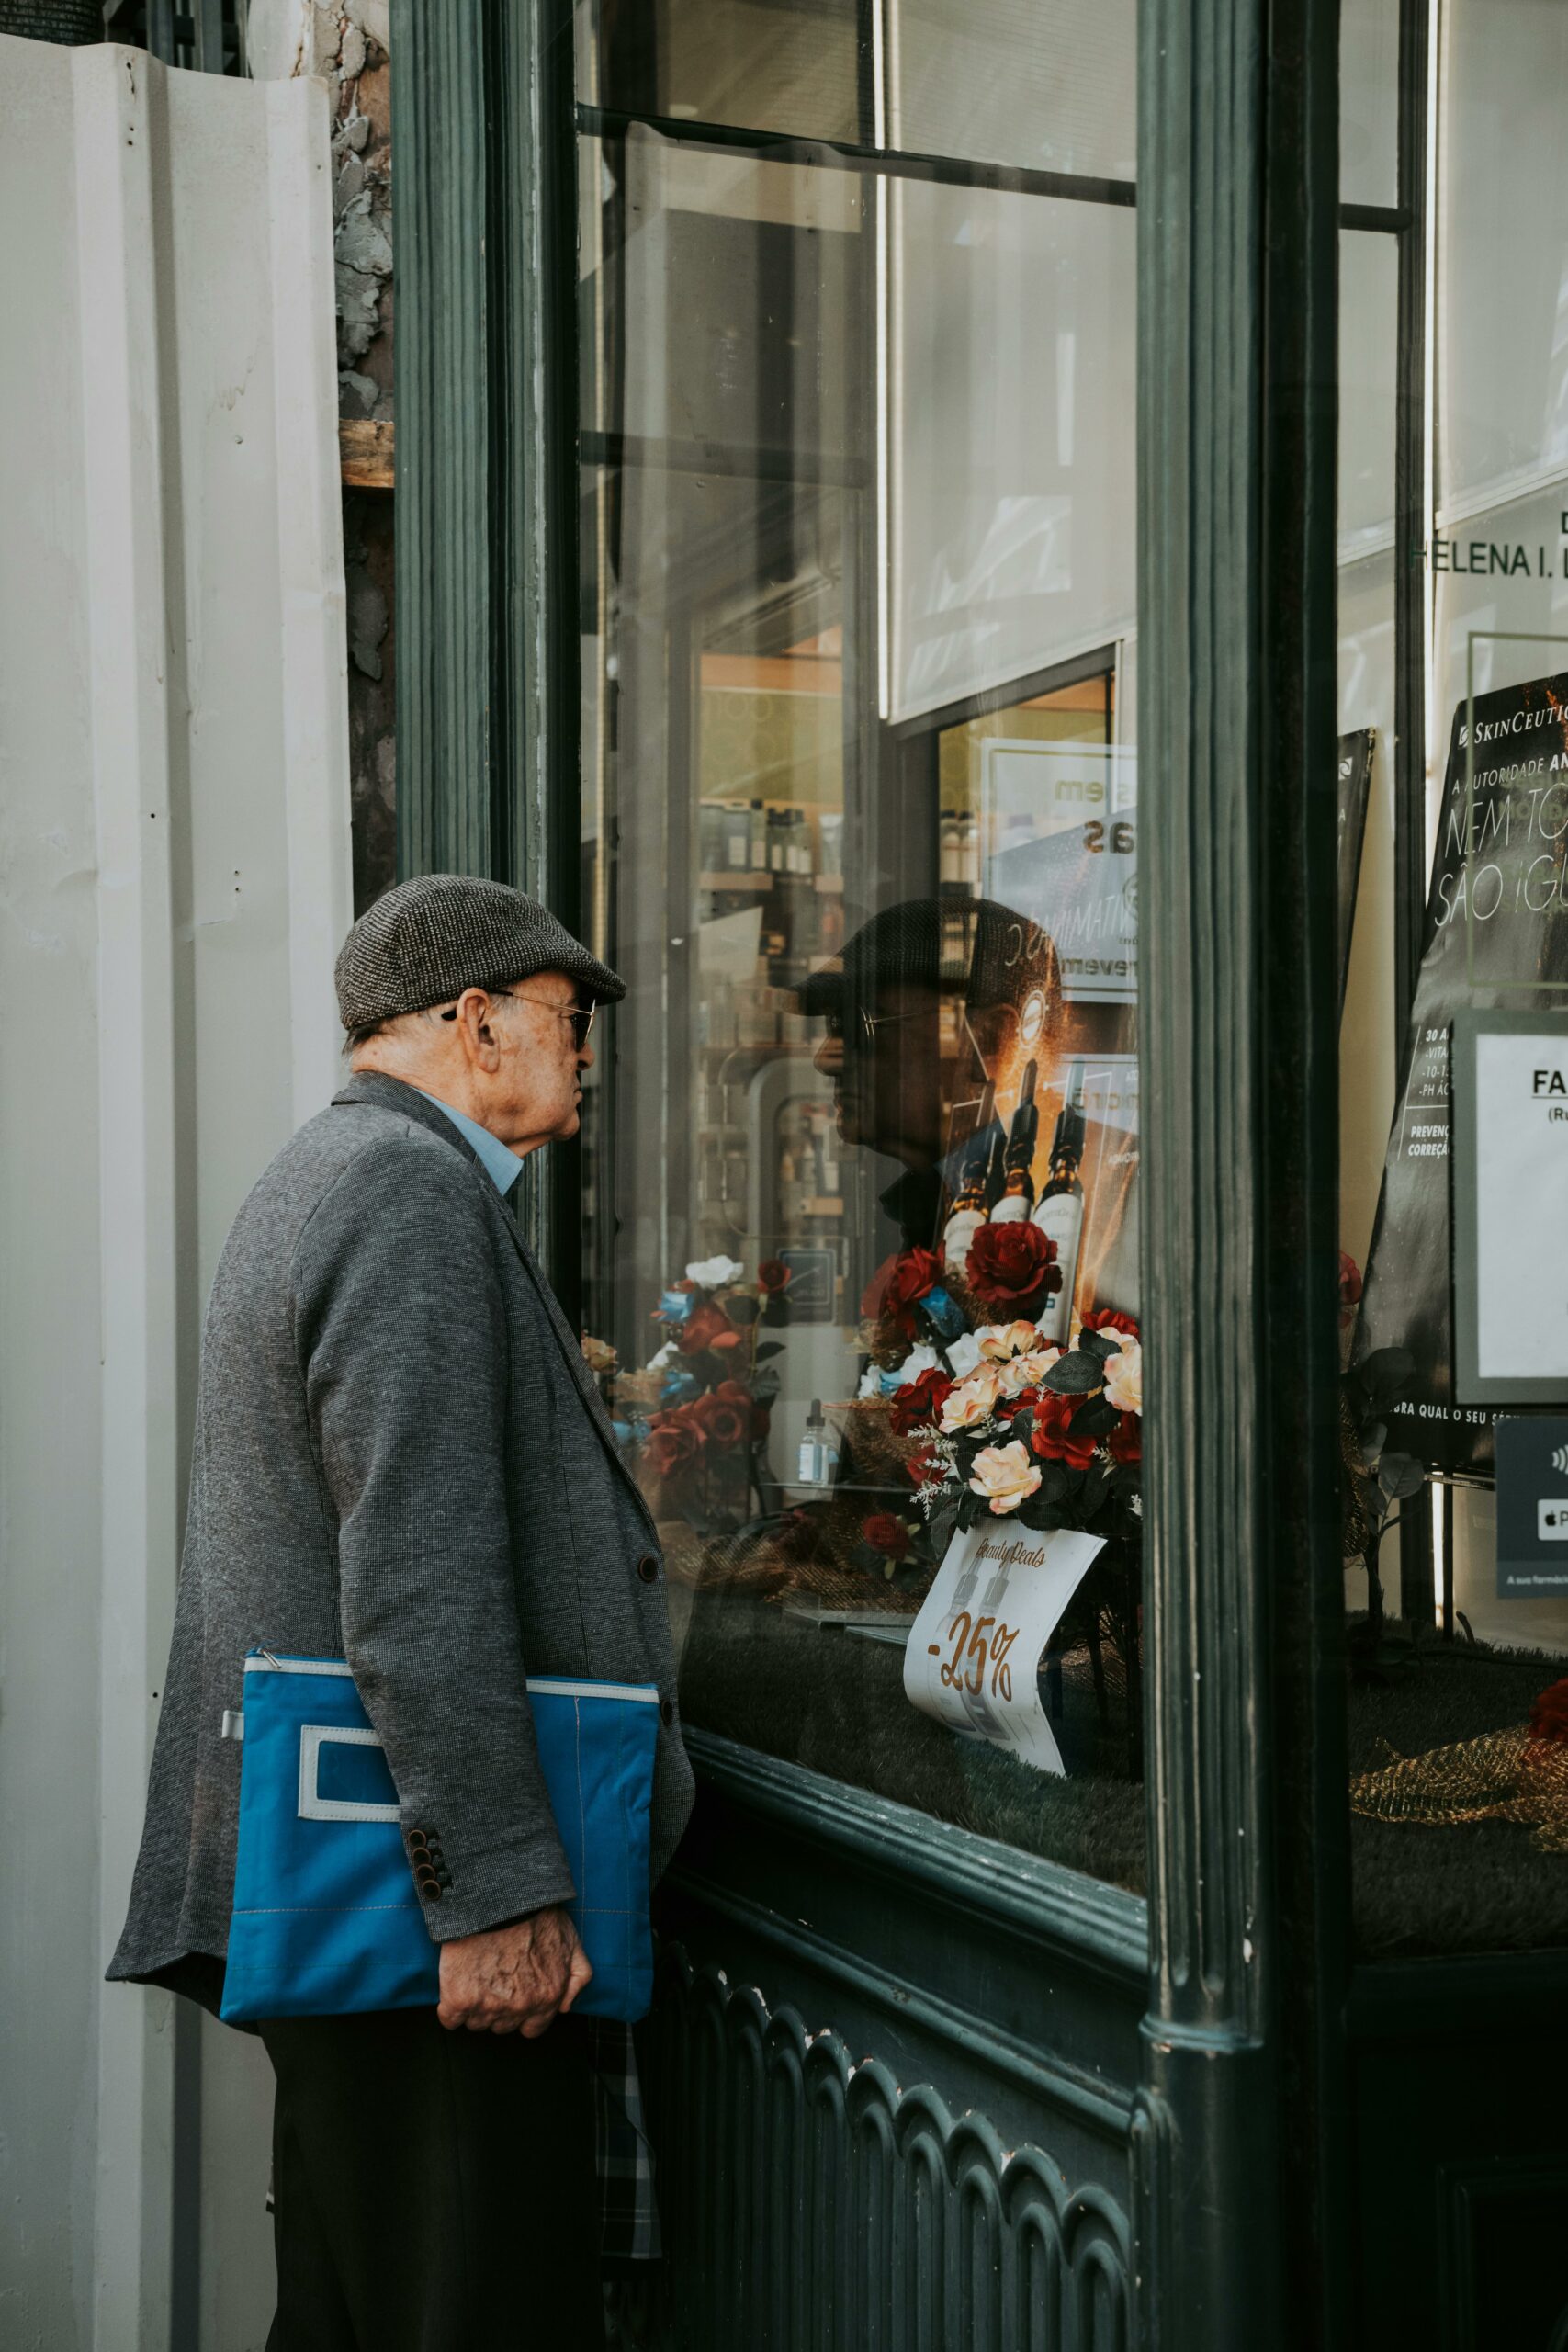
top-left (454, 989), bottom-right (505, 1070)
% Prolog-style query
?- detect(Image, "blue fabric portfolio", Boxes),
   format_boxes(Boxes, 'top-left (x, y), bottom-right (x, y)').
top-left (220, 1651), bottom-right (659, 2026)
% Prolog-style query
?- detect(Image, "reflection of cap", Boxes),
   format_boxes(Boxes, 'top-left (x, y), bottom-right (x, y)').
top-left (799, 896), bottom-right (1059, 1021)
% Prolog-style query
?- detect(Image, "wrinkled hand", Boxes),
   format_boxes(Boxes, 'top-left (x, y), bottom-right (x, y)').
top-left (437, 1905), bottom-right (592, 2036)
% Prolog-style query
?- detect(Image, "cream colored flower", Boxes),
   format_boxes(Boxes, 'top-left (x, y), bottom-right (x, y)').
top-left (581, 1334), bottom-right (618, 1376)
top-left (1103, 1337), bottom-right (1143, 1416)
top-left (939, 1364), bottom-right (1005, 1430)
top-left (998, 1346), bottom-right (1061, 1397)
top-left (943, 1209), bottom-right (986, 1272)
top-left (968, 1441), bottom-right (1043, 1515)
top-left (978, 1320), bottom-right (1042, 1362)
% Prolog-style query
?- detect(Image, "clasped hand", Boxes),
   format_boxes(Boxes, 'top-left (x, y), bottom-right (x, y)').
top-left (437, 1905), bottom-right (592, 2035)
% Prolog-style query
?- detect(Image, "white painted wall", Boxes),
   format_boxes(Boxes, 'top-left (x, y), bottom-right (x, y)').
top-left (0, 40), bottom-right (350, 2351)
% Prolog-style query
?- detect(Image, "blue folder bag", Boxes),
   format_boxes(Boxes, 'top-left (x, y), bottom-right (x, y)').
top-left (220, 1651), bottom-right (660, 2026)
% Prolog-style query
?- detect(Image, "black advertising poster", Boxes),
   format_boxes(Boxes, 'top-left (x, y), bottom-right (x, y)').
top-left (1354, 671), bottom-right (1568, 1476)
top-left (1337, 729), bottom-right (1374, 1012)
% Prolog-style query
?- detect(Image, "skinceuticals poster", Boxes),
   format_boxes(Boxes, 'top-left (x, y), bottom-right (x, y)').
top-left (1355, 671), bottom-right (1568, 1476)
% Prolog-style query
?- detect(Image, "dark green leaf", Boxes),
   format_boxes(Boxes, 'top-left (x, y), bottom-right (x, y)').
top-left (929, 1495), bottom-right (961, 1559)
top-left (1043, 1351), bottom-right (1106, 1395)
top-left (1377, 1450), bottom-right (1425, 1502)
top-left (1077, 1329), bottom-right (1121, 1362)
top-left (752, 1341), bottom-right (784, 1361)
top-left (1073, 1396), bottom-right (1117, 1437)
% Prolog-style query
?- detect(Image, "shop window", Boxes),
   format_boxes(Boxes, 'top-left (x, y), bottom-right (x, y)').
top-left (1338, 0), bottom-right (1568, 1955)
top-left (575, 48), bottom-right (1145, 1891)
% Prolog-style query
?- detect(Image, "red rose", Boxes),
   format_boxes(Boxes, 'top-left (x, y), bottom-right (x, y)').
top-left (1028, 1390), bottom-right (1097, 1470)
top-left (967, 1221), bottom-right (1060, 1313)
top-left (1527, 1678), bottom-right (1568, 1748)
top-left (758, 1259), bottom-right (793, 1294)
top-left (1338, 1252), bottom-right (1363, 1322)
top-left (1108, 1411), bottom-right (1142, 1465)
top-left (889, 1367), bottom-right (954, 1433)
top-left (862, 1246), bottom-right (946, 1338)
top-left (862, 1512), bottom-right (912, 1562)
top-left (678, 1301), bottom-right (743, 1354)
top-left (905, 1443), bottom-right (943, 1487)
top-left (643, 1415), bottom-right (700, 1478)
top-left (1081, 1306), bottom-right (1140, 1343)
top-left (689, 1391), bottom-right (750, 1446)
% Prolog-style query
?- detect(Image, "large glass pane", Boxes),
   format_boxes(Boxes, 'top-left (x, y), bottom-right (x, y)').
top-left (579, 64), bottom-right (1143, 1888)
top-left (1340, 2), bottom-right (1568, 1958)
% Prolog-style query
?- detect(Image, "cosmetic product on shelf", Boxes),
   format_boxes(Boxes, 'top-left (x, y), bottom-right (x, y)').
top-left (989, 1060), bottom-right (1040, 1223)
top-left (1032, 1060), bottom-right (1086, 1342)
top-left (797, 1399), bottom-right (839, 1486)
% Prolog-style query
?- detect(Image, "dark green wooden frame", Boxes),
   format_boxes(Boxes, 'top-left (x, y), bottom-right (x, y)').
top-left (391, 1), bottom-right (1348, 2342)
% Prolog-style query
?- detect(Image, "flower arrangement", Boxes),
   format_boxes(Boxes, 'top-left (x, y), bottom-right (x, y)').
top-left (853, 1244), bottom-right (1141, 1560)
top-left (590, 1255), bottom-right (784, 1518)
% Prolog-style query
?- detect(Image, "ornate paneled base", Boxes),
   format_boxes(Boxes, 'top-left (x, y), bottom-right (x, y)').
top-left (613, 1946), bottom-right (1132, 2352)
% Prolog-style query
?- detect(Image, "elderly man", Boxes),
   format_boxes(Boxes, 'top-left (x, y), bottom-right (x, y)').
top-left (109, 875), bottom-right (693, 2348)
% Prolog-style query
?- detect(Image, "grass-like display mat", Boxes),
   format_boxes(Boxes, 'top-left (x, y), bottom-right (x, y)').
top-left (1347, 1632), bottom-right (1568, 1961)
top-left (679, 1595), bottom-right (1150, 1894)
top-left (677, 1598), bottom-right (1568, 1960)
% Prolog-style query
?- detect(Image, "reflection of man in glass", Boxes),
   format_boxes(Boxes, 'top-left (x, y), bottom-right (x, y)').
top-left (802, 898), bottom-right (1062, 1251)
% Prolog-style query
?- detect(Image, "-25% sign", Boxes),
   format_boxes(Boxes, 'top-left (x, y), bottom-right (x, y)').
top-left (932, 1611), bottom-right (1021, 1702)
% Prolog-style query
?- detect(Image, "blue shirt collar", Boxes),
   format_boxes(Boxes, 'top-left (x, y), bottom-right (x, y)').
top-left (415, 1091), bottom-right (524, 1197)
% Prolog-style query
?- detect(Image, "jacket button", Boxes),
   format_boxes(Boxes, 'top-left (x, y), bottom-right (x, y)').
top-left (637, 1553), bottom-right (660, 1583)
top-left (416, 1875), bottom-right (442, 1904)
top-left (407, 1829), bottom-right (429, 1851)
top-left (660, 1698), bottom-right (675, 1728)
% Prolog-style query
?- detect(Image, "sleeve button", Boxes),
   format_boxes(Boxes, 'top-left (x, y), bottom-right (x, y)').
top-left (637, 1553), bottom-right (660, 1583)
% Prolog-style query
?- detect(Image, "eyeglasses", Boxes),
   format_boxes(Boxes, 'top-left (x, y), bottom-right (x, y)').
top-left (820, 1005), bottom-right (925, 1046)
top-left (439, 989), bottom-right (596, 1047)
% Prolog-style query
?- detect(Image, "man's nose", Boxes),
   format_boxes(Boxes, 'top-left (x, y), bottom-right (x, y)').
top-left (814, 1035), bottom-right (841, 1079)
top-left (577, 1040), bottom-right (595, 1073)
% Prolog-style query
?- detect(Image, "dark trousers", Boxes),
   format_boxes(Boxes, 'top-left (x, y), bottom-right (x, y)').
top-left (260, 2008), bottom-right (602, 2351)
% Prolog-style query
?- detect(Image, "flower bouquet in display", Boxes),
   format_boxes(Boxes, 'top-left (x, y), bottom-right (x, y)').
top-left (592, 1255), bottom-right (784, 1539)
top-left (849, 1238), bottom-right (1144, 1758)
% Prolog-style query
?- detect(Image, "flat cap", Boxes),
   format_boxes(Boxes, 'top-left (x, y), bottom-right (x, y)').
top-left (335, 873), bottom-right (626, 1032)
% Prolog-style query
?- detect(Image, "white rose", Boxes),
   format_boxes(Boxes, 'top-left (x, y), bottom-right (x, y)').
top-left (998, 1346), bottom-right (1061, 1397)
top-left (889, 1344), bottom-right (940, 1387)
top-left (857, 1363), bottom-right (883, 1399)
top-left (967, 1441), bottom-right (1043, 1516)
top-left (943, 1209), bottom-right (986, 1272)
top-left (946, 1330), bottom-right (983, 1379)
top-left (940, 1364), bottom-right (1005, 1430)
top-left (648, 1340), bottom-right (678, 1371)
top-left (978, 1320), bottom-right (1043, 1362)
top-left (686, 1254), bottom-right (744, 1287)
top-left (1103, 1337), bottom-right (1143, 1416)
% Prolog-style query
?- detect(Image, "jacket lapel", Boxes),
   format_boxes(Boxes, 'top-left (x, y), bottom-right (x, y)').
top-left (332, 1073), bottom-right (656, 1529)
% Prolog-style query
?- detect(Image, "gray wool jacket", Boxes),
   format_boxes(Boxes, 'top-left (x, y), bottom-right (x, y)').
top-left (109, 1071), bottom-right (693, 2012)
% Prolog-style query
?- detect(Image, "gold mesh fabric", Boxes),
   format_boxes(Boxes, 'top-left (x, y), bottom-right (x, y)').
top-left (1349, 1726), bottom-right (1568, 1853)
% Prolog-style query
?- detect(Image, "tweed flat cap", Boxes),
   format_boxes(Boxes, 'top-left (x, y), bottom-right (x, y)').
top-left (335, 874), bottom-right (626, 1032)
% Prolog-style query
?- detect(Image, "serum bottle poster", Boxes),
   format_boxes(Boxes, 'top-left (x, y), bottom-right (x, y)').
top-left (1355, 672), bottom-right (1568, 1475)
